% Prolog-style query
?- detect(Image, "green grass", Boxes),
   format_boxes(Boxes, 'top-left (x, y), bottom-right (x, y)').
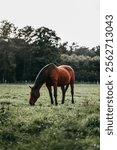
top-left (0, 84), bottom-right (100, 150)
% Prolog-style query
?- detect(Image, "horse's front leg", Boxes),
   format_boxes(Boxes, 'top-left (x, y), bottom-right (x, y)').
top-left (65, 84), bottom-right (69, 93)
top-left (53, 85), bottom-right (58, 105)
top-left (46, 85), bottom-right (54, 104)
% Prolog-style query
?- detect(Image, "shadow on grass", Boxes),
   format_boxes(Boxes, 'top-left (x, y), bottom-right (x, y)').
top-left (0, 102), bottom-right (53, 149)
top-left (0, 117), bottom-right (53, 147)
top-left (20, 119), bottom-right (53, 135)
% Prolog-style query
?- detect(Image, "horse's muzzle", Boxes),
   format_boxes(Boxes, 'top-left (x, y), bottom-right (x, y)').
top-left (29, 101), bottom-right (35, 106)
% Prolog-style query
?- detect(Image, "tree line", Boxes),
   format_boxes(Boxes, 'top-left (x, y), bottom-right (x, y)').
top-left (0, 20), bottom-right (100, 83)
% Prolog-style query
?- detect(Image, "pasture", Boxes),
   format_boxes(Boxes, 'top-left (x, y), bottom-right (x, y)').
top-left (0, 84), bottom-right (100, 150)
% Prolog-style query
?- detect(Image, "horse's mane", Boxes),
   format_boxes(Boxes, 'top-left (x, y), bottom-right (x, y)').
top-left (34, 63), bottom-right (56, 88)
top-left (40, 63), bottom-right (56, 72)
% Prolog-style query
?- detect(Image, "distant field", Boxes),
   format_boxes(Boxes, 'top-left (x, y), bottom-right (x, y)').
top-left (0, 84), bottom-right (100, 150)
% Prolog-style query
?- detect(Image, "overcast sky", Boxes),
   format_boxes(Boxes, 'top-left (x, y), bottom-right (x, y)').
top-left (0, 0), bottom-right (99, 48)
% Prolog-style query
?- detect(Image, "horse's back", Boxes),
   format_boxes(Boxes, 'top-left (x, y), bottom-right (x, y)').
top-left (57, 65), bottom-right (75, 86)
top-left (47, 64), bottom-right (75, 86)
top-left (58, 65), bottom-right (75, 84)
top-left (56, 67), bottom-right (70, 86)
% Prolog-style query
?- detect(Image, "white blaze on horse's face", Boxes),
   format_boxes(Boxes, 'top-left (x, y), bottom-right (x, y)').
top-left (29, 86), bottom-right (40, 106)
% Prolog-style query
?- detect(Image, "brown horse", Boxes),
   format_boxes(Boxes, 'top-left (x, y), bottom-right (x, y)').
top-left (29, 63), bottom-right (75, 105)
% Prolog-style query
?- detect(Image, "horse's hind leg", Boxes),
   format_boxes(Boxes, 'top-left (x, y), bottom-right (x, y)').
top-left (61, 86), bottom-right (65, 104)
top-left (53, 85), bottom-right (58, 105)
top-left (70, 83), bottom-right (74, 104)
top-left (61, 84), bottom-right (69, 104)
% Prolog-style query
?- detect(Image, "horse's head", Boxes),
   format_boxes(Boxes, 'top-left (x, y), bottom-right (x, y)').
top-left (29, 86), bottom-right (40, 106)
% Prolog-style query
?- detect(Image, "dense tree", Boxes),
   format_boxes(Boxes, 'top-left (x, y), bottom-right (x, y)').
top-left (60, 54), bottom-right (100, 82)
top-left (0, 39), bottom-right (17, 82)
top-left (0, 20), bottom-right (100, 83)
top-left (32, 27), bottom-right (60, 47)
top-left (59, 42), bottom-right (69, 54)
top-left (0, 21), bottom-right (17, 82)
top-left (17, 26), bottom-right (35, 44)
top-left (0, 20), bottom-right (17, 39)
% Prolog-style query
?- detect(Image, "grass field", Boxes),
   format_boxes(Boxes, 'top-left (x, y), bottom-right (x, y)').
top-left (0, 84), bottom-right (100, 150)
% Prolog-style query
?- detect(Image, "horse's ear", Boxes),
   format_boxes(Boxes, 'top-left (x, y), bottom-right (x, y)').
top-left (29, 86), bottom-right (32, 89)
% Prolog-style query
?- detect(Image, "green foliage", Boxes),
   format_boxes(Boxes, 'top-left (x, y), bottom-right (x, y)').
top-left (60, 54), bottom-right (100, 82)
top-left (0, 20), bottom-right (17, 39)
top-left (0, 84), bottom-right (99, 150)
top-left (0, 20), bottom-right (100, 82)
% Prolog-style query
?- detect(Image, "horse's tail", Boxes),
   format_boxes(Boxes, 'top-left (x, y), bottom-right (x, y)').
top-left (69, 66), bottom-right (75, 84)
top-left (71, 67), bottom-right (75, 84)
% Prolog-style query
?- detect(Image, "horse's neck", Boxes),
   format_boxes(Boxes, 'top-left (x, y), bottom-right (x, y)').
top-left (34, 63), bottom-right (56, 89)
top-left (34, 83), bottom-right (42, 91)
top-left (34, 69), bottom-right (46, 89)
